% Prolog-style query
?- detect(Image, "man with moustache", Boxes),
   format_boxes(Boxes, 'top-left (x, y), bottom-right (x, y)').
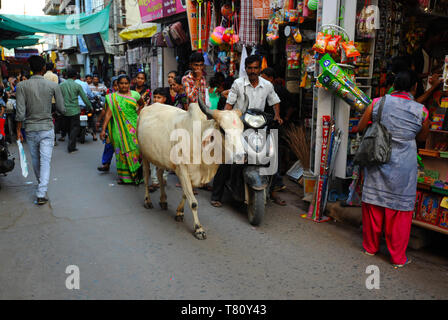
top-left (210, 55), bottom-right (282, 208)
top-left (224, 55), bottom-right (282, 125)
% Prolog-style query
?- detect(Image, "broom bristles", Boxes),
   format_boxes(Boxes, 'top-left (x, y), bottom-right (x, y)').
top-left (283, 123), bottom-right (311, 170)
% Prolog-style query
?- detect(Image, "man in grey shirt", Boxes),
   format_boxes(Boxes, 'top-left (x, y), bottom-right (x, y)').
top-left (16, 56), bottom-right (65, 205)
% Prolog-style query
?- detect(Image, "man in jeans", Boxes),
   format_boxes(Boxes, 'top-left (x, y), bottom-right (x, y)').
top-left (59, 69), bottom-right (92, 153)
top-left (15, 56), bottom-right (65, 205)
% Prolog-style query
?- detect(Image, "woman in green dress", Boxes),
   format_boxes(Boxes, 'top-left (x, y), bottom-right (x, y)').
top-left (100, 74), bottom-right (145, 185)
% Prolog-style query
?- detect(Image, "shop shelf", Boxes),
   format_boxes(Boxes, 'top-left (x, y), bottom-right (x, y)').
top-left (431, 186), bottom-right (448, 196)
top-left (418, 149), bottom-right (440, 158)
top-left (430, 129), bottom-right (448, 134)
top-left (440, 151), bottom-right (448, 158)
top-left (417, 182), bottom-right (431, 191)
top-left (412, 219), bottom-right (448, 235)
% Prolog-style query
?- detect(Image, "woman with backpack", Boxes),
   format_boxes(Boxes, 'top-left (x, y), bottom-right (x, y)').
top-left (357, 70), bottom-right (430, 268)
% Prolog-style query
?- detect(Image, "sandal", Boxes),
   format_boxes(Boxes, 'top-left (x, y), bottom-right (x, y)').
top-left (272, 195), bottom-right (286, 206)
top-left (392, 258), bottom-right (412, 269)
top-left (211, 201), bottom-right (222, 207)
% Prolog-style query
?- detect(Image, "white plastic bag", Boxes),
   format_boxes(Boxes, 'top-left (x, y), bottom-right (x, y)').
top-left (17, 140), bottom-right (29, 178)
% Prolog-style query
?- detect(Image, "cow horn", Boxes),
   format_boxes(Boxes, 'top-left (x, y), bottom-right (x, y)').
top-left (198, 95), bottom-right (215, 120)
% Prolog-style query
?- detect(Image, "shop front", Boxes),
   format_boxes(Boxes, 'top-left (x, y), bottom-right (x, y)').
top-left (306, 0), bottom-right (448, 235)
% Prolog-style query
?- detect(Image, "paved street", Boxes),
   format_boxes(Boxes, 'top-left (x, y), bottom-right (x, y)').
top-left (0, 138), bottom-right (447, 299)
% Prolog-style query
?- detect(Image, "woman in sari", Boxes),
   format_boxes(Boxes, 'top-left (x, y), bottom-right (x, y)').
top-left (100, 74), bottom-right (145, 185)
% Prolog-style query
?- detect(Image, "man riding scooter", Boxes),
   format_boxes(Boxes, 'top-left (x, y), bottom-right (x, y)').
top-left (210, 54), bottom-right (284, 223)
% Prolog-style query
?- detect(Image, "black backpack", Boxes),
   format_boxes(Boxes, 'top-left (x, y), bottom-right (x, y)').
top-left (354, 96), bottom-right (392, 166)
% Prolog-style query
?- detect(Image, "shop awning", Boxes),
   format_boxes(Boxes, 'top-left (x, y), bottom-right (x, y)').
top-left (119, 23), bottom-right (157, 41)
top-left (0, 2), bottom-right (111, 41)
top-left (0, 35), bottom-right (42, 49)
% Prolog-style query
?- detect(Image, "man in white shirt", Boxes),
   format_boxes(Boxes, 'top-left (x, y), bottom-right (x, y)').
top-left (89, 75), bottom-right (108, 95)
top-left (225, 55), bottom-right (282, 125)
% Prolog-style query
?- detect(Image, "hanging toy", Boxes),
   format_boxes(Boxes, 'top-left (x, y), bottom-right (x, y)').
top-left (229, 51), bottom-right (236, 77)
top-left (221, 4), bottom-right (233, 19)
top-left (209, 26), bottom-right (226, 46)
top-left (222, 28), bottom-right (232, 43)
top-left (308, 0), bottom-right (319, 10)
top-left (267, 14), bottom-right (280, 42)
top-left (293, 27), bottom-right (302, 43)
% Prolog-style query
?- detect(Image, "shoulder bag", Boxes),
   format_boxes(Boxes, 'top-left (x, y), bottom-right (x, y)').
top-left (354, 96), bottom-right (392, 166)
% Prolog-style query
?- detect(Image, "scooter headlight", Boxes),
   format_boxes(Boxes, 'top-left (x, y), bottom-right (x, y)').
top-left (244, 113), bottom-right (266, 129)
top-left (248, 131), bottom-right (266, 152)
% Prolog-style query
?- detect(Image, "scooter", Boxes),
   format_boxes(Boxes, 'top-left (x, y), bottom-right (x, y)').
top-left (226, 109), bottom-right (278, 226)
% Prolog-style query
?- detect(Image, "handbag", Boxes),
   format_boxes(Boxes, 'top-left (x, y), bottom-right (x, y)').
top-left (162, 26), bottom-right (175, 48)
top-left (354, 96), bottom-right (392, 166)
top-left (169, 22), bottom-right (188, 46)
top-left (152, 32), bottom-right (167, 47)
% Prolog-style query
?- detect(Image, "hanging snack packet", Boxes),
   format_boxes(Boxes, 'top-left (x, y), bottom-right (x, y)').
top-left (267, 18), bottom-right (280, 41)
top-left (326, 35), bottom-right (341, 54)
top-left (313, 32), bottom-right (330, 54)
top-left (285, 9), bottom-right (299, 23)
top-left (341, 41), bottom-right (361, 58)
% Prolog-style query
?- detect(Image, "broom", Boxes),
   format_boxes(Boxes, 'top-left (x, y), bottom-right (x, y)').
top-left (283, 123), bottom-right (311, 172)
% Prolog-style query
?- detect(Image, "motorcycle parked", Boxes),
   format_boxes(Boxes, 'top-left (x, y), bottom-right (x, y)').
top-left (226, 109), bottom-right (278, 226)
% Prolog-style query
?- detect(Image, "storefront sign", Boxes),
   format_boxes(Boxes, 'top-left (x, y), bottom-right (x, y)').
top-left (253, 0), bottom-right (273, 20)
top-left (139, 0), bottom-right (186, 23)
top-left (14, 49), bottom-right (39, 59)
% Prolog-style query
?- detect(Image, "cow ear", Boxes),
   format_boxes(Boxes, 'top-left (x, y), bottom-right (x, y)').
top-left (202, 133), bottom-right (215, 148)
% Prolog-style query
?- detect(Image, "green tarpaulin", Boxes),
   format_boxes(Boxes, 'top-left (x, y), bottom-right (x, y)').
top-left (0, 2), bottom-right (111, 41)
top-left (0, 35), bottom-right (42, 49)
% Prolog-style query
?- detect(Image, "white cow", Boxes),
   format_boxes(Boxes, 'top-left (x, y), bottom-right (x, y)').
top-left (137, 102), bottom-right (244, 239)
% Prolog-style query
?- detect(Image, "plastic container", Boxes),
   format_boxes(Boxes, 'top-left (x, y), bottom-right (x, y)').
top-left (303, 171), bottom-right (317, 198)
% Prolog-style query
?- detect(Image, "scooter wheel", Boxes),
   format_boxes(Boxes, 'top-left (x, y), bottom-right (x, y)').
top-left (247, 189), bottom-right (266, 226)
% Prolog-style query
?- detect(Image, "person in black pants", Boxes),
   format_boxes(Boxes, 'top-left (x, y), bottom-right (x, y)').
top-left (211, 164), bottom-right (231, 207)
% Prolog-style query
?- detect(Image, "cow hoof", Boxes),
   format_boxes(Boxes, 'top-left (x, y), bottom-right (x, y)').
top-left (194, 227), bottom-right (207, 240)
top-left (175, 214), bottom-right (184, 222)
top-left (144, 202), bottom-right (153, 209)
top-left (159, 202), bottom-right (168, 210)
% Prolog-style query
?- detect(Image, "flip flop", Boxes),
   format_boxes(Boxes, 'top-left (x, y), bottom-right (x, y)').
top-left (148, 184), bottom-right (159, 193)
top-left (211, 201), bottom-right (222, 207)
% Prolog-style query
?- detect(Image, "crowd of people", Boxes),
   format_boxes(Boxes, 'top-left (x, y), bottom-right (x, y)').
top-left (3, 48), bottom-right (441, 268)
top-left (5, 52), bottom-right (293, 209)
